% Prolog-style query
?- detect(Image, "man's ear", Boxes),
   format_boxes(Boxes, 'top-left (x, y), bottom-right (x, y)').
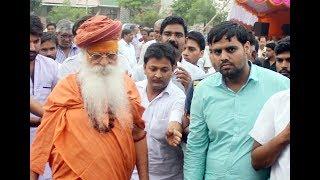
top-left (199, 50), bottom-right (204, 58)
top-left (244, 41), bottom-right (251, 55)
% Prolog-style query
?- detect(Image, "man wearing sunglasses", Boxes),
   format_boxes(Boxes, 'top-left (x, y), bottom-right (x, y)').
top-left (30, 15), bottom-right (149, 180)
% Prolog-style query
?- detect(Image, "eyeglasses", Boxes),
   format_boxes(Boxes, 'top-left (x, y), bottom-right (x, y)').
top-left (87, 51), bottom-right (118, 61)
top-left (59, 34), bottom-right (74, 39)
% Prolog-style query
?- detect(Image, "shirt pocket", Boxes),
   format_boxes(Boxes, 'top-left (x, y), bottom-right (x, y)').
top-left (36, 83), bottom-right (52, 103)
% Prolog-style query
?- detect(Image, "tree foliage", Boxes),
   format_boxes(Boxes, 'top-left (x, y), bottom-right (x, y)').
top-left (30, 0), bottom-right (42, 15)
top-left (118, 0), bottom-right (155, 13)
top-left (172, 0), bottom-right (228, 26)
top-left (47, 0), bottom-right (87, 23)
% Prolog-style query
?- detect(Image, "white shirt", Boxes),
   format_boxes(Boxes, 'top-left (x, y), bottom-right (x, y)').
top-left (172, 58), bottom-right (206, 92)
top-left (131, 64), bottom-right (146, 82)
top-left (138, 39), bottom-right (157, 65)
top-left (132, 80), bottom-right (186, 180)
top-left (30, 54), bottom-right (58, 180)
top-left (118, 39), bottom-right (137, 69)
top-left (249, 89), bottom-right (290, 180)
top-left (58, 54), bottom-right (81, 80)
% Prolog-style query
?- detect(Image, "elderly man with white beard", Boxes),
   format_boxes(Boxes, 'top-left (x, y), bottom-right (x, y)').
top-left (30, 15), bottom-right (149, 180)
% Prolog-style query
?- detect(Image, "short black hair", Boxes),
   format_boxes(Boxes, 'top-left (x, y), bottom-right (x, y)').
top-left (30, 14), bottom-right (43, 37)
top-left (144, 42), bottom-right (176, 66)
top-left (207, 21), bottom-right (251, 45)
top-left (266, 41), bottom-right (276, 50)
top-left (275, 36), bottom-right (290, 55)
top-left (40, 32), bottom-right (58, 45)
top-left (259, 36), bottom-right (267, 41)
top-left (46, 22), bottom-right (56, 29)
top-left (72, 15), bottom-right (94, 36)
top-left (186, 31), bottom-right (205, 50)
top-left (121, 29), bottom-right (133, 38)
top-left (160, 15), bottom-right (187, 36)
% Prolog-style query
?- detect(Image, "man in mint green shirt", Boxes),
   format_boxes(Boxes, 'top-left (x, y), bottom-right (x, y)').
top-left (184, 21), bottom-right (289, 180)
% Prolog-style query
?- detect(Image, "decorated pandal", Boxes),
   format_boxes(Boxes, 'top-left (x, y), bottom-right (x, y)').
top-left (228, 0), bottom-right (290, 38)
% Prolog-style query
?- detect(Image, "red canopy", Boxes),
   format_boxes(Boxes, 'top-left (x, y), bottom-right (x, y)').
top-left (235, 0), bottom-right (290, 37)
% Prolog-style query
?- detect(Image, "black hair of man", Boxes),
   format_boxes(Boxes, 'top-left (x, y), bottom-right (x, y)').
top-left (121, 29), bottom-right (133, 39)
top-left (275, 36), bottom-right (290, 55)
top-left (46, 22), bottom-right (56, 29)
top-left (31, 14), bottom-right (44, 37)
top-left (144, 42), bottom-right (176, 67)
top-left (186, 31), bottom-right (205, 51)
top-left (207, 21), bottom-right (251, 45)
top-left (72, 15), bottom-right (94, 36)
top-left (266, 41), bottom-right (276, 50)
top-left (40, 32), bottom-right (58, 45)
top-left (160, 15), bottom-right (188, 36)
top-left (258, 36), bottom-right (266, 41)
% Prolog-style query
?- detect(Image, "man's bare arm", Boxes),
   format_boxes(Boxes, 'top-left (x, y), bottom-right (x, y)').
top-left (30, 97), bottom-right (44, 117)
top-left (251, 124), bottom-right (290, 170)
top-left (134, 135), bottom-right (149, 180)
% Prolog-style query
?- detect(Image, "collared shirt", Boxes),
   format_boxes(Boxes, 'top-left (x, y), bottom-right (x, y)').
top-left (133, 79), bottom-right (186, 179)
top-left (184, 62), bottom-right (290, 180)
top-left (57, 54), bottom-right (80, 80)
top-left (172, 58), bottom-right (206, 92)
top-left (258, 47), bottom-right (267, 59)
top-left (249, 89), bottom-right (290, 180)
top-left (118, 39), bottom-right (137, 69)
top-left (138, 39), bottom-right (157, 65)
top-left (30, 54), bottom-right (58, 180)
top-left (263, 59), bottom-right (277, 72)
top-left (55, 43), bottom-right (80, 63)
top-left (30, 54), bottom-right (59, 143)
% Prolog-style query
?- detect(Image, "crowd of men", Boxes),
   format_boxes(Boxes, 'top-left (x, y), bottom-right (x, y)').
top-left (30, 13), bottom-right (290, 180)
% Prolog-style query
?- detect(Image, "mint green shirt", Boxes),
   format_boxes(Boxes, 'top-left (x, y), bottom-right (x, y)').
top-left (184, 64), bottom-right (290, 180)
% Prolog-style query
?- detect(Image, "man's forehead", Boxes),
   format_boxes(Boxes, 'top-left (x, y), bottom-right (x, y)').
top-left (59, 30), bottom-right (72, 35)
top-left (186, 39), bottom-right (199, 48)
top-left (163, 24), bottom-right (184, 33)
top-left (30, 34), bottom-right (40, 40)
top-left (276, 52), bottom-right (290, 58)
top-left (209, 36), bottom-right (241, 49)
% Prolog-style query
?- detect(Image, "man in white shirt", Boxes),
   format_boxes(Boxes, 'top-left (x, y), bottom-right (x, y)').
top-left (132, 42), bottom-right (185, 180)
top-left (138, 19), bottom-right (164, 65)
top-left (118, 29), bottom-right (137, 70)
top-left (160, 16), bottom-right (205, 92)
top-left (257, 36), bottom-right (267, 59)
top-left (182, 31), bottom-right (205, 70)
top-left (249, 89), bottom-right (290, 180)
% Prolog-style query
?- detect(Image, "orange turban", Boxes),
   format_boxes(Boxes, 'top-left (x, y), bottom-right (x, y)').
top-left (74, 15), bottom-right (122, 49)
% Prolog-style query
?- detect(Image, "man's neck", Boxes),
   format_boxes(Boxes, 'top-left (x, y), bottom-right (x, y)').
top-left (224, 63), bottom-right (251, 93)
top-left (60, 46), bottom-right (71, 57)
top-left (146, 84), bottom-right (164, 102)
top-left (124, 39), bottom-right (131, 45)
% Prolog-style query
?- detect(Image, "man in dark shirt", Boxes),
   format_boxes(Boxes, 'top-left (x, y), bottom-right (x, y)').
top-left (263, 41), bottom-right (277, 71)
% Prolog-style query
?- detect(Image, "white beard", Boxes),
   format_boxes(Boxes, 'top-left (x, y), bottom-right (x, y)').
top-left (77, 52), bottom-right (130, 130)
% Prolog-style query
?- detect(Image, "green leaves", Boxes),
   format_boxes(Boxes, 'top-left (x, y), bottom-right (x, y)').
top-left (172, 0), bottom-right (227, 26)
top-left (47, 0), bottom-right (87, 23)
